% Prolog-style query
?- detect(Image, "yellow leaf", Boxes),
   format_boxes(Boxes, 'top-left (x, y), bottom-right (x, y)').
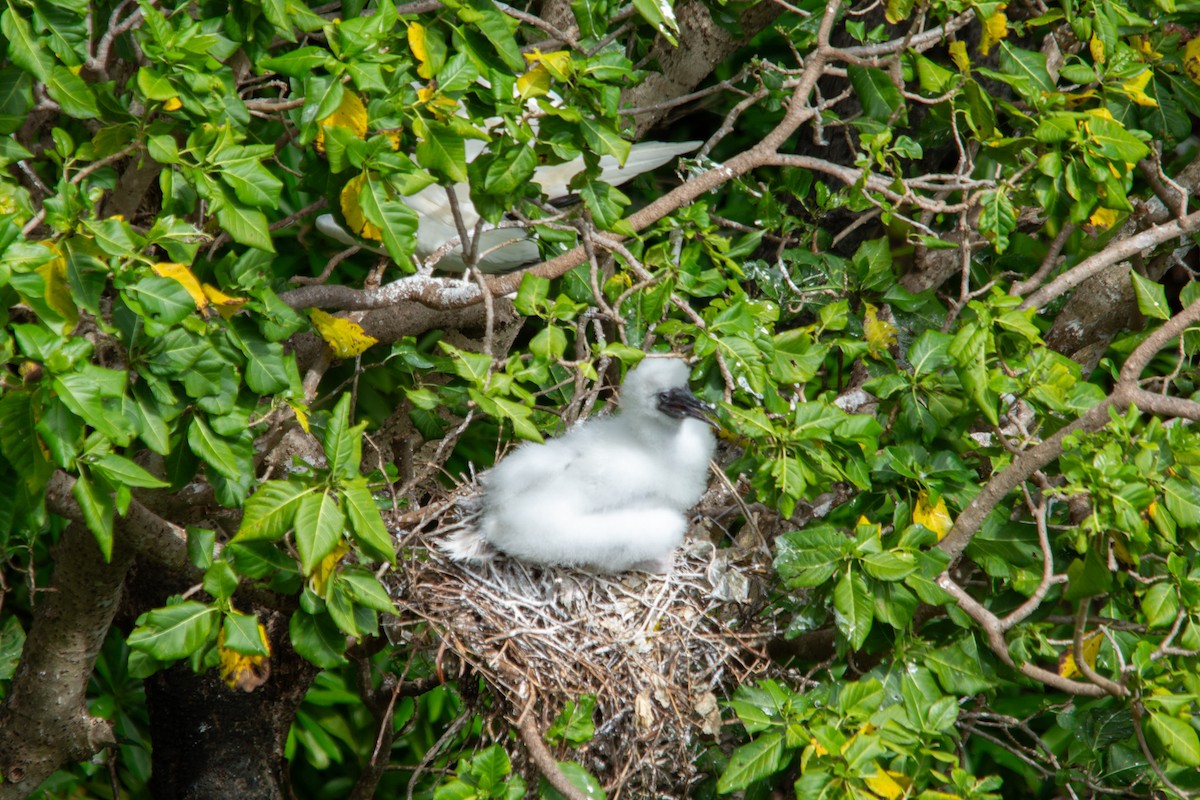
top-left (1121, 70), bottom-right (1158, 107)
top-left (1089, 34), bottom-right (1105, 65)
top-left (1088, 206), bottom-right (1119, 230)
top-left (200, 282), bottom-right (247, 319)
top-left (979, 9), bottom-right (1008, 57)
top-left (153, 262), bottom-right (208, 311)
top-left (36, 246), bottom-right (78, 332)
top-left (913, 492), bottom-right (953, 540)
top-left (340, 172), bottom-right (382, 241)
top-left (163, 96), bottom-right (182, 111)
top-left (381, 128), bottom-right (402, 150)
top-left (949, 40), bottom-right (970, 74)
top-left (863, 302), bottom-right (898, 354)
top-left (1084, 106), bottom-right (1115, 121)
top-left (1185, 38), bottom-right (1200, 86)
top-left (523, 49), bottom-right (572, 81)
top-left (408, 22), bottom-right (433, 79)
top-left (289, 400), bottom-right (311, 434)
top-left (808, 737), bottom-right (828, 756)
top-left (218, 623), bottom-right (272, 692)
top-left (310, 542), bottom-right (349, 592)
top-left (1058, 629), bottom-right (1104, 679)
top-left (416, 84), bottom-right (458, 118)
top-left (864, 768), bottom-right (911, 800)
top-left (1132, 36), bottom-right (1162, 61)
top-left (517, 63), bottom-right (552, 101)
top-left (316, 90), bottom-right (368, 155)
top-left (310, 308), bottom-right (378, 359)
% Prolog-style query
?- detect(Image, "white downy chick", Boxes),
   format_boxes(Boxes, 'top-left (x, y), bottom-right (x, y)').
top-left (445, 357), bottom-right (717, 573)
top-left (317, 138), bottom-right (700, 273)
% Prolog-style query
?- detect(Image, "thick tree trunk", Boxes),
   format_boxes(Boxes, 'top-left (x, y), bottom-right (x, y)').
top-left (0, 522), bottom-right (132, 800)
top-left (144, 613), bottom-right (317, 800)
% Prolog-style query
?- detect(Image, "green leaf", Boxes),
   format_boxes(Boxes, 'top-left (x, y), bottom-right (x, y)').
top-left (187, 416), bottom-right (242, 480)
top-left (229, 320), bottom-right (290, 395)
top-left (294, 491), bottom-right (345, 575)
top-left (577, 180), bottom-right (632, 234)
top-left (72, 473), bottom-right (114, 561)
top-left (1064, 545), bottom-right (1113, 600)
top-left (435, 52), bottom-right (479, 93)
top-left (222, 612), bottom-right (269, 656)
top-left (579, 117), bottom-right (631, 164)
top-left (716, 732), bottom-right (784, 793)
top-left (546, 695), bottom-right (597, 745)
top-left (529, 325), bottom-right (567, 360)
top-left (416, 124), bottom-right (468, 183)
top-left (260, 47), bottom-right (330, 77)
top-left (221, 160), bottom-right (283, 208)
top-left (977, 188), bottom-right (1017, 253)
top-left (482, 144), bottom-right (538, 195)
top-left (949, 322), bottom-right (998, 426)
top-left (46, 65), bottom-right (99, 119)
top-left (631, 0), bottom-right (679, 43)
top-left (847, 65), bottom-right (904, 122)
top-left (187, 527), bottom-right (217, 570)
top-left (339, 569), bottom-right (397, 614)
top-left (53, 365), bottom-right (134, 445)
top-left (0, 390), bottom-right (52, 492)
top-left (1146, 710), bottom-right (1200, 768)
top-left (1141, 582), bottom-right (1178, 629)
top-left (128, 275), bottom-right (196, 325)
top-left (323, 393), bottom-right (365, 480)
top-left (0, 67), bottom-right (33, 134)
top-left (289, 610), bottom-right (346, 668)
top-left (1084, 115), bottom-right (1150, 163)
top-left (775, 525), bottom-right (846, 588)
top-left (861, 550), bottom-right (917, 581)
top-left (342, 479), bottom-right (394, 563)
top-left (453, 0), bottom-right (523, 70)
top-left (1130, 272), bottom-right (1170, 320)
top-left (927, 637), bottom-right (994, 695)
top-left (1162, 477), bottom-right (1200, 526)
top-left (234, 480), bottom-right (310, 542)
top-left (539, 761), bottom-right (605, 800)
top-left (203, 560), bottom-right (239, 601)
top-left (360, 173), bottom-right (418, 265)
top-left (997, 42), bottom-right (1055, 94)
top-left (128, 601), bottom-right (218, 661)
top-left (514, 273), bottom-right (550, 316)
top-left (1, 7), bottom-right (54, 80)
top-left (833, 571), bottom-right (873, 649)
top-left (136, 67), bottom-right (176, 101)
top-left (212, 193), bottom-right (275, 252)
top-left (91, 453), bottom-right (169, 489)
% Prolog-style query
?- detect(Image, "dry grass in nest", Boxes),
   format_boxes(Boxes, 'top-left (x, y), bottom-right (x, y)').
top-left (383, 482), bottom-right (780, 798)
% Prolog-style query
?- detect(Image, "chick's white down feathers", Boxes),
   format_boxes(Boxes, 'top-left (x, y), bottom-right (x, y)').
top-left (446, 358), bottom-right (716, 572)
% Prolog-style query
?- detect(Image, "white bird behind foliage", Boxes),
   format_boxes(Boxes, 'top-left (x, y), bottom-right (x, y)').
top-left (317, 138), bottom-right (700, 272)
top-left (443, 357), bottom-right (717, 573)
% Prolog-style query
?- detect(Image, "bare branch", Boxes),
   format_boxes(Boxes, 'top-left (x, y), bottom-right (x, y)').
top-left (1020, 210), bottom-right (1200, 311)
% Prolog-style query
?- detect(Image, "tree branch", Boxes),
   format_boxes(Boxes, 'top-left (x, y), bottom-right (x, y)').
top-left (0, 522), bottom-right (133, 798)
top-left (1019, 210), bottom-right (1200, 311)
top-left (515, 715), bottom-right (590, 800)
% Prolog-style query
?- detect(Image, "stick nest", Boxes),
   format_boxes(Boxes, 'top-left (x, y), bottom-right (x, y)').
top-left (383, 482), bottom-right (780, 798)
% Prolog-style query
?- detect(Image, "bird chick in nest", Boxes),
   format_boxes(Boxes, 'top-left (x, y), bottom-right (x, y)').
top-left (444, 357), bottom-right (718, 573)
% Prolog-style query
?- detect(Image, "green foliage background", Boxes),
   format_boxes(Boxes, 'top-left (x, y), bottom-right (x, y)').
top-left (1, 0), bottom-right (1200, 797)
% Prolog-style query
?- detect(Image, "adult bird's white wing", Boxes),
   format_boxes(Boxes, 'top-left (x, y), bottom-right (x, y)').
top-left (317, 138), bottom-right (701, 273)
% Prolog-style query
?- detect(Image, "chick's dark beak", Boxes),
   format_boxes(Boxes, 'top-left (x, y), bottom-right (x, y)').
top-left (657, 387), bottom-right (721, 428)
